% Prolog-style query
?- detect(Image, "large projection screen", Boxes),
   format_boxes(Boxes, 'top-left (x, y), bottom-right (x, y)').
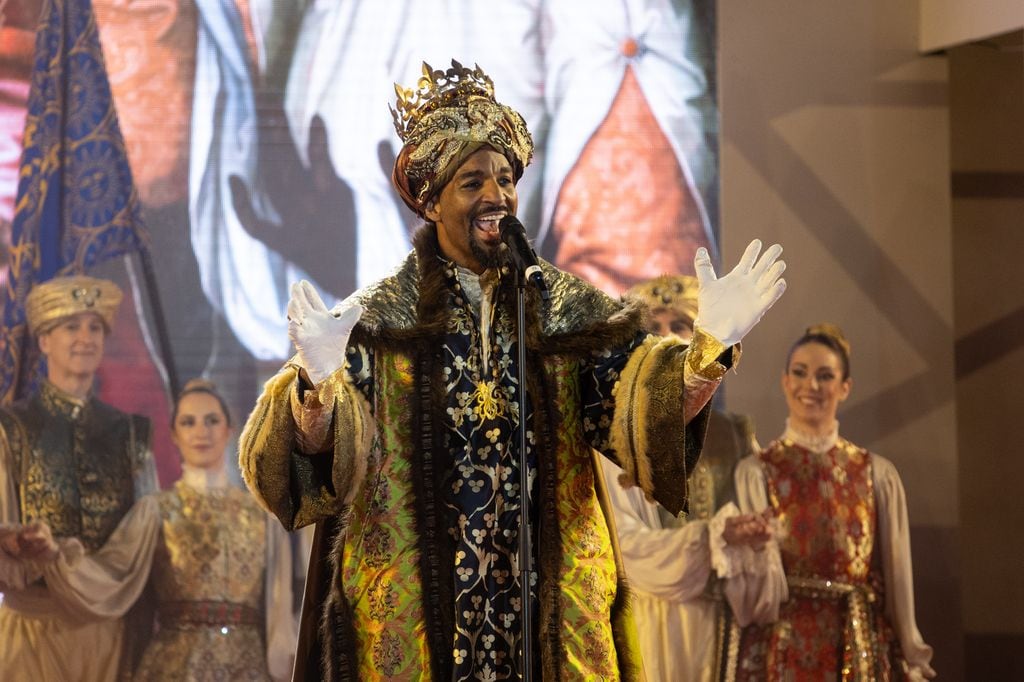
top-left (0, 1), bottom-right (718, 484)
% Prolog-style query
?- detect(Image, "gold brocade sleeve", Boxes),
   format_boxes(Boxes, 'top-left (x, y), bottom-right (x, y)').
top-left (684, 327), bottom-right (741, 422)
top-left (239, 363), bottom-right (374, 531)
top-left (609, 332), bottom-right (736, 518)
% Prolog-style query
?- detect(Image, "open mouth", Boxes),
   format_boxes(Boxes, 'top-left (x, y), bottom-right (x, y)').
top-left (473, 211), bottom-right (506, 240)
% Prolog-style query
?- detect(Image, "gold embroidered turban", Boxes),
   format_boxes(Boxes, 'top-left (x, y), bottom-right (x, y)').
top-left (625, 275), bottom-right (699, 326)
top-left (390, 60), bottom-right (534, 218)
top-left (25, 275), bottom-right (123, 336)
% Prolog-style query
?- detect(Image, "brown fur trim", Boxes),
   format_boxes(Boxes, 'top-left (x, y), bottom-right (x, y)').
top-left (348, 224), bottom-right (648, 356)
top-left (409, 347), bottom-right (456, 680)
top-left (329, 370), bottom-right (374, 507)
top-left (319, 515), bottom-right (359, 681)
top-left (610, 335), bottom-right (703, 517)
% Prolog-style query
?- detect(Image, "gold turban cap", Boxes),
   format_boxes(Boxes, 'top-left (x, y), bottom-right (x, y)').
top-left (625, 274), bottom-right (699, 326)
top-left (390, 60), bottom-right (534, 218)
top-left (25, 275), bottom-right (123, 336)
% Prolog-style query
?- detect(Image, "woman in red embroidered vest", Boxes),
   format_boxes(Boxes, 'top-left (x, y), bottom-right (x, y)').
top-left (731, 324), bottom-right (935, 681)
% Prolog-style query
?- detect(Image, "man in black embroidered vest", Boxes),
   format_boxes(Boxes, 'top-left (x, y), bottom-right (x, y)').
top-left (0, 275), bottom-right (157, 679)
top-left (240, 60), bottom-right (787, 681)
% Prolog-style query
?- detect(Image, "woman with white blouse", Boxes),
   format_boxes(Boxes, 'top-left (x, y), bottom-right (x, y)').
top-left (731, 324), bottom-right (935, 681)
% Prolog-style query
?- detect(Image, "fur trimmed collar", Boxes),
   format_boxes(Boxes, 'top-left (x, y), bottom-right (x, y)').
top-left (349, 225), bottom-right (647, 355)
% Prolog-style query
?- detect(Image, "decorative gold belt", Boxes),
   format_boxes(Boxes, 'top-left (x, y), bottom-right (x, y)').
top-left (787, 574), bottom-right (876, 602)
top-left (158, 600), bottom-right (261, 628)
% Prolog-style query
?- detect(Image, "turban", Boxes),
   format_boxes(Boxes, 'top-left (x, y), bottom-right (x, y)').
top-left (25, 275), bottom-right (123, 336)
top-left (625, 275), bottom-right (699, 326)
top-left (390, 60), bottom-right (534, 218)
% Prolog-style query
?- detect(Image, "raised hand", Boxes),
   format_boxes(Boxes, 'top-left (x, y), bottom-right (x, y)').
top-left (230, 93), bottom-right (357, 298)
top-left (287, 281), bottom-right (363, 385)
top-left (693, 239), bottom-right (786, 347)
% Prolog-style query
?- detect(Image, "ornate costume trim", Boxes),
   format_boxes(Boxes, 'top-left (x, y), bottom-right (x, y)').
top-left (780, 418), bottom-right (840, 453)
top-left (390, 61), bottom-right (534, 217)
top-left (25, 275), bottom-right (123, 336)
top-left (349, 226), bottom-right (646, 357)
top-left (610, 334), bottom-right (698, 517)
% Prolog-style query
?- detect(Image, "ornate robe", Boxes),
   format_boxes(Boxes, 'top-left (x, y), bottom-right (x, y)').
top-left (241, 228), bottom-right (731, 681)
top-left (732, 431), bottom-right (935, 681)
top-left (133, 477), bottom-right (296, 681)
top-left (0, 381), bottom-right (156, 681)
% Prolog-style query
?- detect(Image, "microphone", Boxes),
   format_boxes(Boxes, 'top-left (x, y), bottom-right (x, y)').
top-left (499, 215), bottom-right (550, 300)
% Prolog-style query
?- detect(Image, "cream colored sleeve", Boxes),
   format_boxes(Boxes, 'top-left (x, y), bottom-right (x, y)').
top-left (264, 518), bottom-right (298, 681)
top-left (724, 456), bottom-right (788, 627)
top-left (873, 455), bottom-right (936, 679)
top-left (41, 495), bottom-right (162, 620)
top-left (599, 457), bottom-right (712, 603)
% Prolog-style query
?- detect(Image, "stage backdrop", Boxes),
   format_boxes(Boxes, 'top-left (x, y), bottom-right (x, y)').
top-left (0, 0), bottom-right (719, 483)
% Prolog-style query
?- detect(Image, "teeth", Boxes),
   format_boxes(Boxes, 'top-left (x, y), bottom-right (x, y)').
top-left (474, 214), bottom-right (504, 233)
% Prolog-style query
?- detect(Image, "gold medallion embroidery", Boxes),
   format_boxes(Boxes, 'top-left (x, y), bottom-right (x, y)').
top-left (472, 379), bottom-right (505, 420)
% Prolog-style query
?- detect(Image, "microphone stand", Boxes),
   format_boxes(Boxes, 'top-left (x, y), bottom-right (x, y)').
top-left (513, 265), bottom-right (534, 681)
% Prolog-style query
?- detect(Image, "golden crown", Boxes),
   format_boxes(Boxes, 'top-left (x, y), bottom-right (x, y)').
top-left (391, 61), bottom-right (495, 141)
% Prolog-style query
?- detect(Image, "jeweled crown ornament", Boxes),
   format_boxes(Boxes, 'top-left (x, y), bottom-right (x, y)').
top-left (389, 59), bottom-right (534, 217)
top-left (390, 60), bottom-right (495, 142)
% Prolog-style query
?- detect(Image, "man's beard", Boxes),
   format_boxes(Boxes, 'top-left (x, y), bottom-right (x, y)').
top-left (469, 230), bottom-right (511, 270)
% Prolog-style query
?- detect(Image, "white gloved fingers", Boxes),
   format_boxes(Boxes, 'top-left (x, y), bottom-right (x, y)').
top-left (733, 239), bottom-right (763, 275)
top-left (287, 282), bottom-right (309, 321)
top-left (286, 296), bottom-right (305, 325)
top-left (299, 280), bottom-right (329, 314)
top-left (333, 302), bottom-right (364, 330)
top-left (750, 243), bottom-right (783, 280)
top-left (758, 260), bottom-right (787, 290)
top-left (287, 318), bottom-right (302, 346)
top-left (694, 247), bottom-right (718, 286)
top-left (760, 278), bottom-right (787, 310)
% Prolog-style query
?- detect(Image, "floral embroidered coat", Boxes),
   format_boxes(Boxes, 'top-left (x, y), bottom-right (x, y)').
top-left (240, 228), bottom-right (729, 681)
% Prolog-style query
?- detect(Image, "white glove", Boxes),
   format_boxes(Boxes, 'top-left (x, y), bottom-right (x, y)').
top-left (287, 280), bottom-right (363, 386)
top-left (694, 239), bottom-right (786, 347)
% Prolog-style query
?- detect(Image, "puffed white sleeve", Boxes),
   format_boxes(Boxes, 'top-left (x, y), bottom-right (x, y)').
top-left (725, 456), bottom-right (788, 626)
top-left (264, 516), bottom-right (299, 681)
top-left (600, 458), bottom-right (710, 602)
top-left (872, 455), bottom-right (936, 680)
top-left (41, 495), bottom-right (162, 620)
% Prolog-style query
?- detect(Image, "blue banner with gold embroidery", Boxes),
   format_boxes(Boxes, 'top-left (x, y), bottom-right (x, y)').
top-left (0, 0), bottom-right (150, 403)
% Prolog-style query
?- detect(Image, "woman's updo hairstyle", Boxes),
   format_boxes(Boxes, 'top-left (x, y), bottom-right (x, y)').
top-left (170, 378), bottom-right (233, 428)
top-left (786, 323), bottom-right (851, 380)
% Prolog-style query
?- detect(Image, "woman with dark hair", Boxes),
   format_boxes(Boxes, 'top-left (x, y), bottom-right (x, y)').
top-left (132, 379), bottom-right (296, 681)
top-left (731, 324), bottom-right (935, 680)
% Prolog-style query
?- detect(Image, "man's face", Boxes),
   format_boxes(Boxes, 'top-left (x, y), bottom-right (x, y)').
top-left (38, 312), bottom-right (106, 380)
top-left (650, 308), bottom-right (694, 342)
top-left (425, 147), bottom-right (518, 273)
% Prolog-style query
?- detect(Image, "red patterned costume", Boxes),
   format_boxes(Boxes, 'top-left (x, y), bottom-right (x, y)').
top-left (732, 426), bottom-right (934, 681)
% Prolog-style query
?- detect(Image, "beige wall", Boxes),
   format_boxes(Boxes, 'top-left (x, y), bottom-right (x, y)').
top-left (920, 0), bottom-right (1024, 52)
top-left (717, 1), bottom-right (962, 676)
top-left (948, 30), bottom-right (1024, 676)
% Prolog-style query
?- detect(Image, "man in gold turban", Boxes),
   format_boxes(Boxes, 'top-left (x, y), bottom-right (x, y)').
top-left (0, 275), bottom-right (157, 680)
top-left (240, 60), bottom-right (787, 680)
